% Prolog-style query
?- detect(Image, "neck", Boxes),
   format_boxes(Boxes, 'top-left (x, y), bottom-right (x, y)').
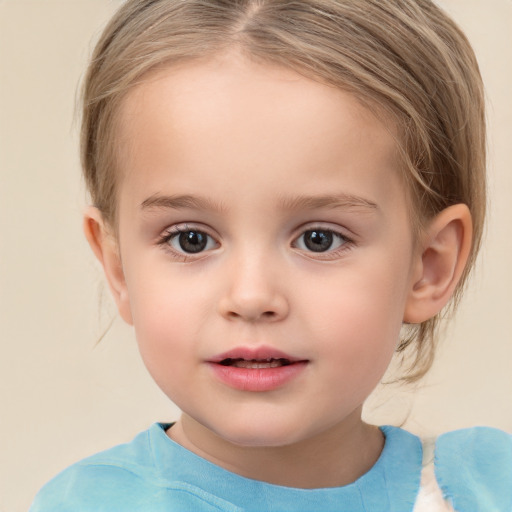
top-left (168, 411), bottom-right (384, 489)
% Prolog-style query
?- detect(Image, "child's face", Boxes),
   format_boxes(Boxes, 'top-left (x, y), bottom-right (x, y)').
top-left (110, 53), bottom-right (422, 448)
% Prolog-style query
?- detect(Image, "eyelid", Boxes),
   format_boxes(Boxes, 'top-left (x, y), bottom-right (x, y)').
top-left (156, 223), bottom-right (220, 260)
top-left (158, 222), bottom-right (218, 240)
top-left (291, 222), bottom-right (354, 241)
top-left (291, 223), bottom-right (355, 260)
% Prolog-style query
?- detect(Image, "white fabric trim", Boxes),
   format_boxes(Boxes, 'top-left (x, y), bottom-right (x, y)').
top-left (412, 437), bottom-right (455, 512)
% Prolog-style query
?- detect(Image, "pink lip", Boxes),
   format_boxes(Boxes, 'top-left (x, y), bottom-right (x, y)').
top-left (210, 345), bottom-right (303, 364)
top-left (207, 345), bottom-right (308, 392)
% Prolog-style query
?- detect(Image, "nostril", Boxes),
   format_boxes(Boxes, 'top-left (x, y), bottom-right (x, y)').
top-left (226, 310), bottom-right (276, 321)
top-left (218, 293), bottom-right (289, 322)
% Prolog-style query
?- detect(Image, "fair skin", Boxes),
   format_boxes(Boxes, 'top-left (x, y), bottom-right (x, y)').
top-left (85, 51), bottom-right (472, 489)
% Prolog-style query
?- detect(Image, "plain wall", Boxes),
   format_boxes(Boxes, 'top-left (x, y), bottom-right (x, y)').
top-left (0, 1), bottom-right (510, 511)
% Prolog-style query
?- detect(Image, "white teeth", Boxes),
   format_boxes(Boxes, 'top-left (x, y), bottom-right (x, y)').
top-left (232, 359), bottom-right (283, 369)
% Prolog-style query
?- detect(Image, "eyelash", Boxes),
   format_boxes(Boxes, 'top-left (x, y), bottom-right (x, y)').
top-left (292, 228), bottom-right (354, 260)
top-left (156, 225), bottom-right (218, 262)
top-left (156, 224), bottom-right (354, 262)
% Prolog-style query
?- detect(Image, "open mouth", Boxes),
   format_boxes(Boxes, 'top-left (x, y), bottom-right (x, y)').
top-left (209, 348), bottom-right (308, 391)
top-left (219, 358), bottom-right (293, 369)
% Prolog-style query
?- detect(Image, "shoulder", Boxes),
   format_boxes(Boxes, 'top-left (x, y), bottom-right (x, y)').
top-left (434, 427), bottom-right (512, 512)
top-left (30, 427), bottom-right (156, 511)
top-left (30, 424), bottom-right (240, 512)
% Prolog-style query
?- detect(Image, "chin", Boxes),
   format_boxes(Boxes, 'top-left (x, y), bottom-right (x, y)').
top-left (210, 416), bottom-right (307, 449)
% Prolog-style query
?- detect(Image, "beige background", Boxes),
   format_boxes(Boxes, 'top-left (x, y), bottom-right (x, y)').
top-left (0, 1), bottom-right (510, 511)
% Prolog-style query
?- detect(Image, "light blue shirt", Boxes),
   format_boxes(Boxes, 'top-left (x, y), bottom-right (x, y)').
top-left (30, 423), bottom-right (512, 511)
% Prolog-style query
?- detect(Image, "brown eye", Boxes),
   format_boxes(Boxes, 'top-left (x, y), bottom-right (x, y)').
top-left (168, 229), bottom-right (216, 254)
top-left (303, 230), bottom-right (333, 252)
top-left (295, 229), bottom-right (347, 253)
top-left (178, 231), bottom-right (208, 253)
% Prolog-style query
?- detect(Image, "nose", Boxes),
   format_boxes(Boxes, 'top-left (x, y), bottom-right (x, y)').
top-left (217, 253), bottom-right (289, 323)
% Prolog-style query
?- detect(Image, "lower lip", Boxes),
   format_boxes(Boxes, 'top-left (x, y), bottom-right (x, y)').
top-left (208, 362), bottom-right (308, 392)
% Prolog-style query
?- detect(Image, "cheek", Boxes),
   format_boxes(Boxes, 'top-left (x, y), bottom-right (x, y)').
top-left (130, 292), bottom-right (203, 404)
top-left (302, 256), bottom-right (411, 367)
top-left (310, 265), bottom-right (408, 326)
top-left (127, 260), bottom-right (208, 330)
top-left (125, 272), bottom-right (208, 371)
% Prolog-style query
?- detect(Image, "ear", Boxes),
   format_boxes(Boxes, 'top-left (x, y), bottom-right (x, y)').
top-left (403, 204), bottom-right (472, 324)
top-left (83, 206), bottom-right (133, 325)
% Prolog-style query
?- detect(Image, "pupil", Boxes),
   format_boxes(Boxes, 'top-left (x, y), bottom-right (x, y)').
top-left (304, 230), bottom-right (332, 252)
top-left (179, 231), bottom-right (207, 253)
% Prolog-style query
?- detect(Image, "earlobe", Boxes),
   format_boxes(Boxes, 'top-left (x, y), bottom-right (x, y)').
top-left (83, 207), bottom-right (133, 325)
top-left (403, 204), bottom-right (472, 324)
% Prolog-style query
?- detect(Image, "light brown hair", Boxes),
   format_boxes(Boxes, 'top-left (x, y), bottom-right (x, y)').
top-left (81, 0), bottom-right (486, 382)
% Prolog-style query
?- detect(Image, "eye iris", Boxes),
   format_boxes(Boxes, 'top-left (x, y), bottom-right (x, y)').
top-left (178, 231), bottom-right (207, 253)
top-left (304, 230), bottom-right (333, 252)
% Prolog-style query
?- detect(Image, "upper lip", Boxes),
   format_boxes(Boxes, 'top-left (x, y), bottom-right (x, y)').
top-left (208, 345), bottom-right (306, 364)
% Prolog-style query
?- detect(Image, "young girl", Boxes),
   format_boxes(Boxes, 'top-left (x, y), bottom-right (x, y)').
top-left (30, 1), bottom-right (511, 510)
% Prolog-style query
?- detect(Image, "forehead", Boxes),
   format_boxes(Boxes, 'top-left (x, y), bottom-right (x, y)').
top-left (115, 52), bottom-right (404, 211)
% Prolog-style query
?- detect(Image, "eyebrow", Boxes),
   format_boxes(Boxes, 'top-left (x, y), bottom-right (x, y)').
top-left (278, 193), bottom-right (379, 212)
top-left (141, 194), bottom-right (226, 213)
top-left (140, 192), bottom-right (378, 213)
